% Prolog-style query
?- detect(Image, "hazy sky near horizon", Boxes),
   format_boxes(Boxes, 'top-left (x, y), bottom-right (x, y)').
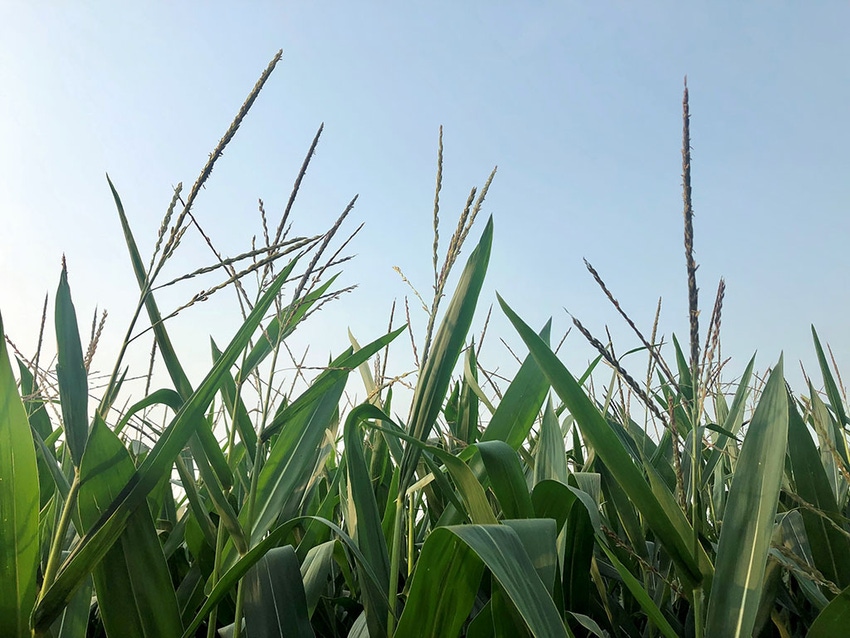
top-left (2, 3), bottom-right (849, 403)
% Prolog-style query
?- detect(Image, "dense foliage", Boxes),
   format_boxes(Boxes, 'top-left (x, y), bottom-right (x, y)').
top-left (3, 52), bottom-right (849, 638)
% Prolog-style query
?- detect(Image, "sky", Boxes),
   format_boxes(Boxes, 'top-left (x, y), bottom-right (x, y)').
top-left (2, 3), bottom-right (849, 415)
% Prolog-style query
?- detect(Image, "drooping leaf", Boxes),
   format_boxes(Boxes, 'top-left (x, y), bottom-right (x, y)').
top-left (396, 524), bottom-right (567, 638)
top-left (344, 404), bottom-right (391, 638)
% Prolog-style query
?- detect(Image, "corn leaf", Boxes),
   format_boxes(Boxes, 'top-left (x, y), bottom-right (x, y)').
top-left (241, 275), bottom-right (339, 378)
top-left (55, 264), bottom-right (89, 467)
top-left (481, 320), bottom-right (551, 449)
top-left (787, 397), bottom-right (850, 590)
top-left (260, 326), bottom-right (405, 442)
top-left (183, 516), bottom-right (390, 638)
top-left (300, 540), bottom-right (336, 617)
top-left (344, 404), bottom-right (392, 638)
top-left (245, 375), bottom-right (347, 553)
top-left (211, 338), bottom-right (258, 462)
top-left (78, 415), bottom-right (183, 637)
top-left (532, 398), bottom-right (568, 486)
top-left (396, 523), bottom-right (568, 638)
top-left (809, 584), bottom-right (850, 638)
top-left (475, 441), bottom-right (534, 520)
top-left (0, 311), bottom-right (40, 638)
top-left (242, 545), bottom-right (314, 638)
top-left (401, 216), bottom-right (493, 490)
top-left (705, 357), bottom-right (788, 637)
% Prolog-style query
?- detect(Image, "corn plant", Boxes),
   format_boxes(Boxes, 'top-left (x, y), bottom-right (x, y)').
top-left (4, 53), bottom-right (850, 638)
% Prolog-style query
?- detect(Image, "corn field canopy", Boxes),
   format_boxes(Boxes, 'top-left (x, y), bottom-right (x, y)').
top-left (3, 56), bottom-right (850, 638)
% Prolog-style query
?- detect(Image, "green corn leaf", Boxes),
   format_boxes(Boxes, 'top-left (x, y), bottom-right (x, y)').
top-left (16, 359), bottom-right (52, 439)
top-left (113, 388), bottom-right (218, 547)
top-left (481, 320), bottom-right (551, 449)
top-left (211, 338), bottom-right (258, 462)
top-left (32, 261), bottom-right (292, 632)
top-left (50, 576), bottom-right (92, 638)
top-left (300, 540), bottom-right (336, 617)
top-left (344, 404), bottom-right (392, 638)
top-left (369, 417), bottom-right (497, 525)
top-left (108, 176), bottom-right (235, 490)
top-left (532, 398), bottom-right (568, 486)
top-left (457, 343), bottom-right (483, 442)
top-left (245, 375), bottom-right (347, 553)
top-left (475, 441), bottom-right (534, 520)
top-left (672, 335), bottom-right (693, 405)
top-left (78, 415), bottom-right (183, 637)
top-left (599, 461), bottom-right (648, 561)
top-left (242, 545), bottom-right (314, 638)
top-left (55, 263), bottom-right (89, 468)
top-left (808, 583), bottom-right (850, 638)
top-left (401, 216), bottom-right (493, 491)
top-left (705, 357), bottom-right (788, 638)
top-left (502, 518), bottom-right (558, 596)
top-left (499, 295), bottom-right (711, 592)
top-left (395, 523), bottom-right (568, 638)
top-left (17, 361), bottom-right (67, 503)
top-left (812, 326), bottom-right (849, 429)
top-left (0, 311), bottom-right (40, 638)
top-left (809, 387), bottom-right (842, 502)
top-left (701, 355), bottom-right (754, 486)
top-left (787, 397), bottom-right (850, 590)
top-left (114, 388), bottom-right (182, 434)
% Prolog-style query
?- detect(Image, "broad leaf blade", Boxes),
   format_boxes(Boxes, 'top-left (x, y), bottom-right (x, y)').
top-left (705, 358), bottom-right (788, 637)
top-left (476, 441), bottom-right (534, 520)
top-left (243, 546), bottom-right (314, 638)
top-left (344, 404), bottom-right (391, 638)
top-left (809, 584), bottom-right (850, 638)
top-left (78, 415), bottom-right (183, 637)
top-left (0, 311), bottom-right (40, 638)
top-left (55, 264), bottom-right (89, 467)
top-left (396, 524), bottom-right (567, 638)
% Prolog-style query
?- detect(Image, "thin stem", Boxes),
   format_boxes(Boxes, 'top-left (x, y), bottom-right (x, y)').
top-left (41, 474), bottom-right (80, 593)
top-left (387, 490), bottom-right (405, 636)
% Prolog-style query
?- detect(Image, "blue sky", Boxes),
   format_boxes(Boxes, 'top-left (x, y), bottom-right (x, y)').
top-left (2, 3), bottom-right (849, 406)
